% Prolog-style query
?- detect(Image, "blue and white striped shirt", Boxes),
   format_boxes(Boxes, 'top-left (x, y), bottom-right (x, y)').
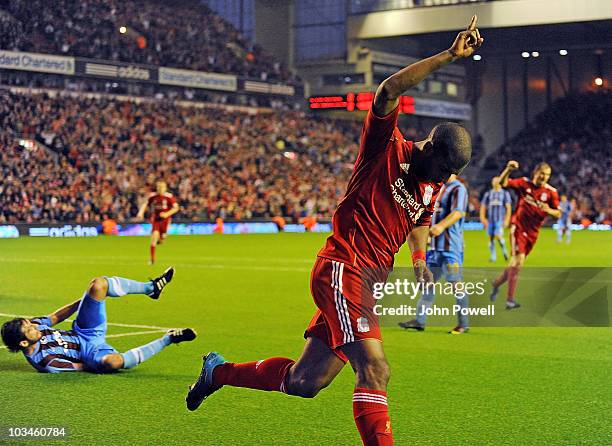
top-left (482, 188), bottom-right (512, 223)
top-left (430, 180), bottom-right (468, 253)
top-left (23, 317), bottom-right (83, 373)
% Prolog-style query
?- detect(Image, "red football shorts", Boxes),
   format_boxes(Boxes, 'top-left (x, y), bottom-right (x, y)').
top-left (304, 257), bottom-right (382, 363)
top-left (151, 219), bottom-right (170, 235)
top-left (510, 224), bottom-right (539, 256)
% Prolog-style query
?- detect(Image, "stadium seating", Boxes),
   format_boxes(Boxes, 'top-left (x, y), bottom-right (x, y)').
top-left (0, 0), bottom-right (296, 82)
top-left (0, 91), bottom-right (359, 223)
top-left (1, 89), bottom-right (609, 225)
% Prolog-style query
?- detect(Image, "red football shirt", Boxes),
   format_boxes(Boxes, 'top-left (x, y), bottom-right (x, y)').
top-left (147, 193), bottom-right (177, 222)
top-left (507, 177), bottom-right (559, 233)
top-left (318, 106), bottom-right (443, 270)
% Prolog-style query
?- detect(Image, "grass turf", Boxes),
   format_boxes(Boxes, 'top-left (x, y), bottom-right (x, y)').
top-left (0, 229), bottom-right (610, 445)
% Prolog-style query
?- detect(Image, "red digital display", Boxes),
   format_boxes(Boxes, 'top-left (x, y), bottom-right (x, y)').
top-left (309, 92), bottom-right (415, 114)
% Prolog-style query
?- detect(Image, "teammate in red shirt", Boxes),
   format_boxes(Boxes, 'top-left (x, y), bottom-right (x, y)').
top-left (186, 17), bottom-right (482, 445)
top-left (137, 181), bottom-right (180, 265)
top-left (491, 161), bottom-right (561, 308)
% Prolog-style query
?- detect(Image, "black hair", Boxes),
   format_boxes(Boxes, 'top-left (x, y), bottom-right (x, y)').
top-left (432, 123), bottom-right (472, 173)
top-left (1, 318), bottom-right (26, 353)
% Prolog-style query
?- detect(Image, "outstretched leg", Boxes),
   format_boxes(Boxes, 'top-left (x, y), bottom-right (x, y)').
top-left (186, 336), bottom-right (345, 410)
top-left (98, 329), bottom-right (197, 372)
top-left (341, 340), bottom-right (394, 446)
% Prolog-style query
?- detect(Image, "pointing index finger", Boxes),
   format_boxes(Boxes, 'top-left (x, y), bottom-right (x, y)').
top-left (467, 15), bottom-right (477, 31)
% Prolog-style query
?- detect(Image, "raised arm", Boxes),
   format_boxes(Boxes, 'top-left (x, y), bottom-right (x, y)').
top-left (48, 299), bottom-right (81, 326)
top-left (373, 15), bottom-right (483, 117)
top-left (136, 200), bottom-right (149, 220)
top-left (498, 160), bottom-right (519, 188)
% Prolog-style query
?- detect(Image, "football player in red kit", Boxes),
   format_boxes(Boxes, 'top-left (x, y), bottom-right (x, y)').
top-left (186, 17), bottom-right (482, 445)
top-left (137, 181), bottom-right (180, 265)
top-left (491, 161), bottom-right (561, 308)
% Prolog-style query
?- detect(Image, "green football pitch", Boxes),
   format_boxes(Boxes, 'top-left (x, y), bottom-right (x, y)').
top-left (1, 230), bottom-right (610, 445)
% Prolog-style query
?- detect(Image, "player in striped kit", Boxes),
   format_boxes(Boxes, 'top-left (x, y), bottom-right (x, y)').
top-left (556, 195), bottom-right (575, 244)
top-left (399, 174), bottom-right (470, 334)
top-left (1, 267), bottom-right (196, 373)
top-left (480, 177), bottom-right (512, 262)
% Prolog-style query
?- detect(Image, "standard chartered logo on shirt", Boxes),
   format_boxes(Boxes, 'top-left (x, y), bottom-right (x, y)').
top-left (391, 177), bottom-right (425, 223)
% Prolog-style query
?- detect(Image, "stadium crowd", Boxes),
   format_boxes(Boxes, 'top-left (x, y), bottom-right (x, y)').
top-left (1, 89), bottom-right (609, 225)
top-left (484, 90), bottom-right (611, 224)
top-left (0, 91), bottom-right (359, 223)
top-left (0, 0), bottom-right (296, 83)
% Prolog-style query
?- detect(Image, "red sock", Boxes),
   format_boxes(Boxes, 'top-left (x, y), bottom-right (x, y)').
top-left (353, 388), bottom-right (394, 446)
top-left (213, 357), bottom-right (295, 392)
top-left (493, 267), bottom-right (509, 288)
top-left (150, 245), bottom-right (156, 263)
top-left (507, 266), bottom-right (520, 301)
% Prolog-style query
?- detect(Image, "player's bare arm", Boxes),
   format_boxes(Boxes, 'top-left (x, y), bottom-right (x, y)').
top-left (504, 203), bottom-right (512, 227)
top-left (373, 15), bottom-right (483, 116)
top-left (499, 160), bottom-right (519, 187)
top-left (48, 299), bottom-right (81, 326)
top-left (539, 202), bottom-right (561, 219)
top-left (479, 202), bottom-right (488, 227)
top-left (160, 202), bottom-right (180, 220)
top-left (430, 210), bottom-right (464, 237)
top-left (408, 226), bottom-right (433, 282)
top-left (136, 201), bottom-right (148, 220)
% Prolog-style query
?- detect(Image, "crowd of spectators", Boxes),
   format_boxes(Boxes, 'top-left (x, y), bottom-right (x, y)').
top-left (0, 91), bottom-right (359, 223)
top-left (0, 0), bottom-right (296, 83)
top-left (2, 89), bottom-right (609, 225)
top-left (484, 90), bottom-right (611, 224)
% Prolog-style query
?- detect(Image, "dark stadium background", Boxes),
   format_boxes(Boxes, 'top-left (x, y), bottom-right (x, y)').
top-left (0, 1), bottom-right (610, 445)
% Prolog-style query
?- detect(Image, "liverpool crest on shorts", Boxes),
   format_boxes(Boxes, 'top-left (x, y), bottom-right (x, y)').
top-left (423, 185), bottom-right (433, 205)
top-left (357, 317), bottom-right (370, 333)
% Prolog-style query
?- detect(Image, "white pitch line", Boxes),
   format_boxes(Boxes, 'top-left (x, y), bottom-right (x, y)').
top-left (0, 254), bottom-right (314, 265)
top-left (0, 313), bottom-right (171, 331)
top-left (103, 321), bottom-right (171, 330)
top-left (106, 330), bottom-right (167, 338)
top-left (0, 257), bottom-right (310, 273)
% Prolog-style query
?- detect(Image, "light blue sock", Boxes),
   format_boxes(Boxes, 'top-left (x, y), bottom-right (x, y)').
top-left (121, 335), bottom-right (172, 369)
top-left (105, 276), bottom-right (154, 297)
top-left (566, 230), bottom-right (571, 243)
top-left (557, 228), bottom-right (563, 242)
top-left (488, 239), bottom-right (496, 261)
top-left (455, 294), bottom-right (470, 328)
top-left (498, 239), bottom-right (508, 258)
top-left (416, 291), bottom-right (436, 325)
